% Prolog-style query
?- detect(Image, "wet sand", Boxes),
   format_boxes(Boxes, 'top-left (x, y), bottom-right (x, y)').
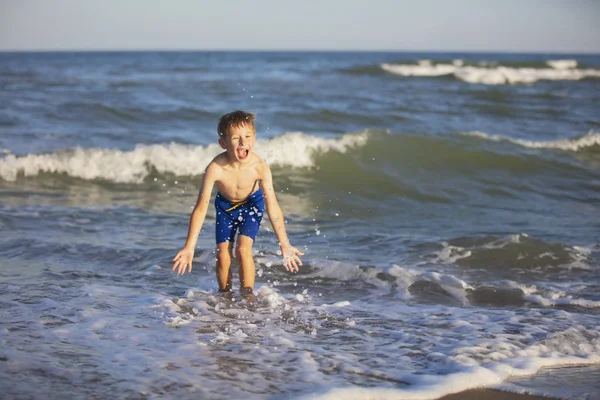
top-left (439, 389), bottom-right (554, 400)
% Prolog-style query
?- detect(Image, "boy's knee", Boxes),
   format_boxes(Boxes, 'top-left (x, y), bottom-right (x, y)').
top-left (235, 245), bottom-right (252, 259)
top-left (216, 245), bottom-right (232, 263)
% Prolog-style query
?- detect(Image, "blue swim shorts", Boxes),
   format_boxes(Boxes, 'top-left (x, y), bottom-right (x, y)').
top-left (214, 189), bottom-right (265, 244)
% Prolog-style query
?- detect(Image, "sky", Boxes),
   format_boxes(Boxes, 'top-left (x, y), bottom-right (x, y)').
top-left (1, 0), bottom-right (599, 53)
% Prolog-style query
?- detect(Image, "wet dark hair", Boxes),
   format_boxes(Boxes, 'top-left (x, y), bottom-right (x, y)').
top-left (217, 110), bottom-right (256, 137)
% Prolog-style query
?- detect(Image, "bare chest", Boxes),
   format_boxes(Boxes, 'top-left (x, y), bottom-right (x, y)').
top-left (215, 167), bottom-right (261, 202)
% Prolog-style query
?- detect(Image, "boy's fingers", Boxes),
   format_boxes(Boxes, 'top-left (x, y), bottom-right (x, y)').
top-left (292, 247), bottom-right (304, 256)
top-left (174, 260), bottom-right (185, 274)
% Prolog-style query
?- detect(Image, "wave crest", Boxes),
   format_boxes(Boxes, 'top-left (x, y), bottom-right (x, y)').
top-left (463, 130), bottom-right (600, 152)
top-left (0, 131), bottom-right (370, 183)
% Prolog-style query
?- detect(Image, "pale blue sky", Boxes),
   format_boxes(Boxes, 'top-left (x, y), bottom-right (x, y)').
top-left (1, 0), bottom-right (599, 52)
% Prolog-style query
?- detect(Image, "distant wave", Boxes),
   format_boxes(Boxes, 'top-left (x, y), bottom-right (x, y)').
top-left (462, 130), bottom-right (600, 152)
top-left (0, 131), bottom-right (369, 183)
top-left (381, 59), bottom-right (600, 84)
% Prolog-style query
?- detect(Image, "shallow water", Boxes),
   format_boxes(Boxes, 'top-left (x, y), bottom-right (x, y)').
top-left (0, 51), bottom-right (599, 399)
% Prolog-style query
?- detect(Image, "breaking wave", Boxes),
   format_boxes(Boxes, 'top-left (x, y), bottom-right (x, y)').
top-left (1, 129), bottom-right (598, 185)
top-left (381, 58), bottom-right (600, 85)
top-left (0, 131), bottom-right (369, 184)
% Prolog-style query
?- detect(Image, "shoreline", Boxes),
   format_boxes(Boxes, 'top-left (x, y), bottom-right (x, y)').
top-left (439, 389), bottom-right (555, 400)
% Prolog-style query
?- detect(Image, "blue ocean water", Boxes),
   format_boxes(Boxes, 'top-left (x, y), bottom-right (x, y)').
top-left (0, 51), bottom-right (599, 399)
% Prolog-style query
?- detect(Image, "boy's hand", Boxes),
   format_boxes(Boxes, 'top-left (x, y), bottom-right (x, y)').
top-left (281, 245), bottom-right (304, 273)
top-left (172, 248), bottom-right (194, 275)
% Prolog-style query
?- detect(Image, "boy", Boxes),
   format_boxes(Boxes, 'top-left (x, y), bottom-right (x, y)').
top-left (172, 110), bottom-right (304, 295)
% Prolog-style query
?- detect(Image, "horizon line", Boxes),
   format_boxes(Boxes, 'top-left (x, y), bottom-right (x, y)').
top-left (1, 48), bottom-right (599, 55)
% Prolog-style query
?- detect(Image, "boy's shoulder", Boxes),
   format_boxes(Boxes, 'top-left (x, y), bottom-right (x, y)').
top-left (250, 152), bottom-right (265, 165)
top-left (211, 152), bottom-right (228, 166)
top-left (204, 152), bottom-right (227, 176)
top-left (251, 154), bottom-right (270, 173)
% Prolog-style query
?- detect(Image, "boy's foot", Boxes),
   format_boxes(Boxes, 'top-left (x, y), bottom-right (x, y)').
top-left (218, 287), bottom-right (233, 300)
top-left (240, 287), bottom-right (257, 302)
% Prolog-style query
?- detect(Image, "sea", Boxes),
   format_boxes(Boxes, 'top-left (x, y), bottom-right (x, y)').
top-left (0, 51), bottom-right (599, 400)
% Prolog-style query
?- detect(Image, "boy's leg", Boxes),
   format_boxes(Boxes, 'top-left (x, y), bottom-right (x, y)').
top-left (235, 235), bottom-right (255, 290)
top-left (216, 241), bottom-right (234, 291)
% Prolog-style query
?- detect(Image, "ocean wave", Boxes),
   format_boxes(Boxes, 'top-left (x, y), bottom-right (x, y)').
top-left (1, 129), bottom-right (596, 186)
top-left (437, 233), bottom-right (594, 271)
top-left (300, 255), bottom-right (600, 309)
top-left (463, 130), bottom-right (600, 152)
top-left (381, 58), bottom-right (600, 84)
top-left (50, 102), bottom-right (215, 124)
top-left (0, 131), bottom-right (370, 183)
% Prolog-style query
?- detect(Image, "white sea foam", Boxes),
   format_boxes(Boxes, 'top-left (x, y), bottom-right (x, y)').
top-left (305, 355), bottom-right (600, 400)
top-left (0, 130), bottom-right (370, 183)
top-left (303, 260), bottom-right (473, 303)
top-left (546, 59), bottom-right (578, 70)
top-left (3, 276), bottom-right (600, 399)
top-left (500, 281), bottom-right (600, 309)
top-left (463, 130), bottom-right (600, 152)
top-left (434, 242), bottom-right (472, 264)
top-left (381, 59), bottom-right (600, 85)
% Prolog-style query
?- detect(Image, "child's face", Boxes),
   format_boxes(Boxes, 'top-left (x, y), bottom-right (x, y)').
top-left (219, 124), bottom-right (256, 163)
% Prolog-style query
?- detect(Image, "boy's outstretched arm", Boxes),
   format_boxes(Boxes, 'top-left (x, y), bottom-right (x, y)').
top-left (260, 161), bottom-right (304, 272)
top-left (172, 163), bottom-right (218, 275)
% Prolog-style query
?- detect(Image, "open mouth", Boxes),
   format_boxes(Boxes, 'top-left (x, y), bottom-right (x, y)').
top-left (237, 147), bottom-right (249, 160)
